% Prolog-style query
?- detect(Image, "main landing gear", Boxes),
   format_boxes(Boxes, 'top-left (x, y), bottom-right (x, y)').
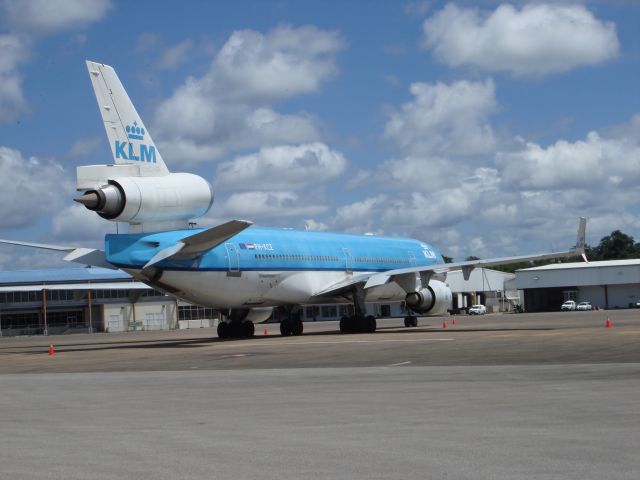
top-left (280, 309), bottom-right (303, 337)
top-left (404, 316), bottom-right (418, 327)
top-left (217, 320), bottom-right (255, 339)
top-left (339, 288), bottom-right (377, 334)
top-left (217, 309), bottom-right (256, 339)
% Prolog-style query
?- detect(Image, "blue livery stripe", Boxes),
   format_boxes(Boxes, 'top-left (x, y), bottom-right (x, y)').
top-left (105, 225), bottom-right (444, 272)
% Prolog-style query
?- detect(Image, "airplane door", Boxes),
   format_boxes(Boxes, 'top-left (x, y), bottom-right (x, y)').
top-left (408, 251), bottom-right (417, 266)
top-left (342, 248), bottom-right (353, 273)
top-left (225, 243), bottom-right (240, 276)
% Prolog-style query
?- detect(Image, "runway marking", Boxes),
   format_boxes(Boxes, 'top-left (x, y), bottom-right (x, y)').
top-left (215, 338), bottom-right (454, 348)
top-left (389, 361), bottom-right (412, 367)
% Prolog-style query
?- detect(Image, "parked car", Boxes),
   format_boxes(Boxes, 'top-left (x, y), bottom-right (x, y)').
top-left (469, 304), bottom-right (487, 315)
top-left (576, 301), bottom-right (592, 311)
top-left (561, 300), bottom-right (576, 311)
top-left (635, 300), bottom-right (640, 308)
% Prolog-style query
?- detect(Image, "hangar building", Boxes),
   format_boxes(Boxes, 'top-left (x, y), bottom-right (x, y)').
top-left (515, 259), bottom-right (640, 312)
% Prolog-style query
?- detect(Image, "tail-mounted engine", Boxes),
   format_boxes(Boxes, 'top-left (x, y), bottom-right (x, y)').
top-left (404, 280), bottom-right (452, 315)
top-left (75, 165), bottom-right (213, 230)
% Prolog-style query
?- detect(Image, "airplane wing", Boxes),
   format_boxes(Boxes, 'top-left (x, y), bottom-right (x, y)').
top-left (143, 219), bottom-right (253, 269)
top-left (0, 239), bottom-right (117, 270)
top-left (315, 217), bottom-right (587, 297)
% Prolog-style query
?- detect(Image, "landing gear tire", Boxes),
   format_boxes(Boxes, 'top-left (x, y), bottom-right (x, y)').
top-left (280, 317), bottom-right (303, 336)
top-left (339, 316), bottom-right (349, 334)
top-left (217, 321), bottom-right (230, 339)
top-left (365, 315), bottom-right (377, 333)
top-left (404, 316), bottom-right (418, 327)
top-left (242, 321), bottom-right (255, 338)
top-left (280, 319), bottom-right (292, 337)
top-left (291, 319), bottom-right (303, 336)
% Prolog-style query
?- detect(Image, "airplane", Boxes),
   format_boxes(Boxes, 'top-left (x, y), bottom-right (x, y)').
top-left (0, 61), bottom-right (588, 339)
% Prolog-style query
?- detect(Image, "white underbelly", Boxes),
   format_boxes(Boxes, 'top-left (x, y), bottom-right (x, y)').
top-left (127, 269), bottom-right (392, 308)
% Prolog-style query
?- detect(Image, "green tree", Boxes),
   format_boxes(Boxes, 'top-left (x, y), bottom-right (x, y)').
top-left (593, 230), bottom-right (639, 260)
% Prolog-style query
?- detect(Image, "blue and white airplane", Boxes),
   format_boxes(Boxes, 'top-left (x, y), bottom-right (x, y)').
top-left (0, 61), bottom-right (587, 338)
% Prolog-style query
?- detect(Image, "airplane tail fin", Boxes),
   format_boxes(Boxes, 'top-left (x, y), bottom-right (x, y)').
top-left (86, 60), bottom-right (168, 174)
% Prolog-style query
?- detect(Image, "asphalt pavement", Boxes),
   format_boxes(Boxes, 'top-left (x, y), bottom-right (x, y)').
top-left (1, 310), bottom-right (638, 479)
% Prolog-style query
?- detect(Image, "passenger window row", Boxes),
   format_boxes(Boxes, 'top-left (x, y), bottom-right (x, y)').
top-left (354, 257), bottom-right (410, 265)
top-left (254, 254), bottom-right (339, 262)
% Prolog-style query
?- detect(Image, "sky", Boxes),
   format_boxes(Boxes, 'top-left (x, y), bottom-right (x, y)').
top-left (0, 0), bottom-right (639, 270)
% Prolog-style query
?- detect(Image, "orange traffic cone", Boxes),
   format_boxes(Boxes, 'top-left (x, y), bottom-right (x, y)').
top-left (263, 326), bottom-right (268, 336)
top-left (48, 344), bottom-right (55, 356)
top-left (605, 317), bottom-right (611, 329)
top-left (442, 320), bottom-right (447, 329)
top-left (452, 318), bottom-right (456, 326)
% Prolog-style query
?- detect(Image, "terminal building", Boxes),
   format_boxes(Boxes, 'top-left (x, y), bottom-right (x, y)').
top-left (515, 259), bottom-right (640, 312)
top-left (0, 268), bottom-right (214, 336)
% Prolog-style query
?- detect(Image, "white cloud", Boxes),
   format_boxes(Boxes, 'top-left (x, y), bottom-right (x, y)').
top-left (304, 219), bottom-right (329, 231)
top-left (404, 1), bottom-right (431, 17)
top-left (422, 3), bottom-right (619, 76)
top-left (152, 25), bottom-right (344, 165)
top-left (51, 204), bottom-right (115, 244)
top-left (0, 34), bottom-right (29, 123)
top-left (497, 119), bottom-right (640, 191)
top-left (156, 39), bottom-right (193, 70)
top-left (215, 143), bottom-right (346, 191)
top-left (0, 146), bottom-right (72, 228)
top-left (211, 25), bottom-right (343, 103)
top-left (333, 195), bottom-right (388, 233)
top-left (384, 79), bottom-right (498, 157)
top-left (0, 246), bottom-right (70, 270)
top-left (1, 0), bottom-right (112, 35)
top-left (219, 191), bottom-right (327, 219)
top-left (0, 0), bottom-right (112, 124)
top-left (67, 136), bottom-right (102, 158)
top-left (469, 237), bottom-right (488, 257)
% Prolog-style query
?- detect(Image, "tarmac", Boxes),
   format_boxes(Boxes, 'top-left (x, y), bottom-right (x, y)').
top-left (1, 310), bottom-right (639, 479)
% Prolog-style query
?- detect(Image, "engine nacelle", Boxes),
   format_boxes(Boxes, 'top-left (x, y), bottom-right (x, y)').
top-left (228, 307), bottom-right (274, 324)
top-left (404, 280), bottom-right (452, 315)
top-left (76, 173), bottom-right (213, 224)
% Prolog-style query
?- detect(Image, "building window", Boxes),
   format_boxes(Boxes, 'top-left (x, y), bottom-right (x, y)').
top-left (320, 306), bottom-right (338, 318)
top-left (178, 305), bottom-right (217, 321)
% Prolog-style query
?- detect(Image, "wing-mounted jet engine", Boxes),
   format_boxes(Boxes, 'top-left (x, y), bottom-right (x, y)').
top-left (404, 280), bottom-right (452, 316)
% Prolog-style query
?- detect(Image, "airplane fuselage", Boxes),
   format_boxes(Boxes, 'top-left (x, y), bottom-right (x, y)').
top-left (105, 226), bottom-right (445, 308)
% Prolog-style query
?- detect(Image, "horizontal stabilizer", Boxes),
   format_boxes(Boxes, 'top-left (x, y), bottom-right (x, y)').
top-left (143, 220), bottom-right (253, 269)
top-left (0, 239), bottom-right (75, 252)
top-left (0, 239), bottom-right (116, 269)
top-left (63, 248), bottom-right (118, 270)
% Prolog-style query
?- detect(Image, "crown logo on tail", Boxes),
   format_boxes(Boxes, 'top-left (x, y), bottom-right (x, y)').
top-left (126, 121), bottom-right (145, 140)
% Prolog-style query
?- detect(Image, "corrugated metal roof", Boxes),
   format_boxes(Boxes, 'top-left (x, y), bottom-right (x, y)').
top-left (0, 267), bottom-right (132, 285)
top-left (0, 282), bottom-right (150, 292)
top-left (519, 259), bottom-right (640, 271)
